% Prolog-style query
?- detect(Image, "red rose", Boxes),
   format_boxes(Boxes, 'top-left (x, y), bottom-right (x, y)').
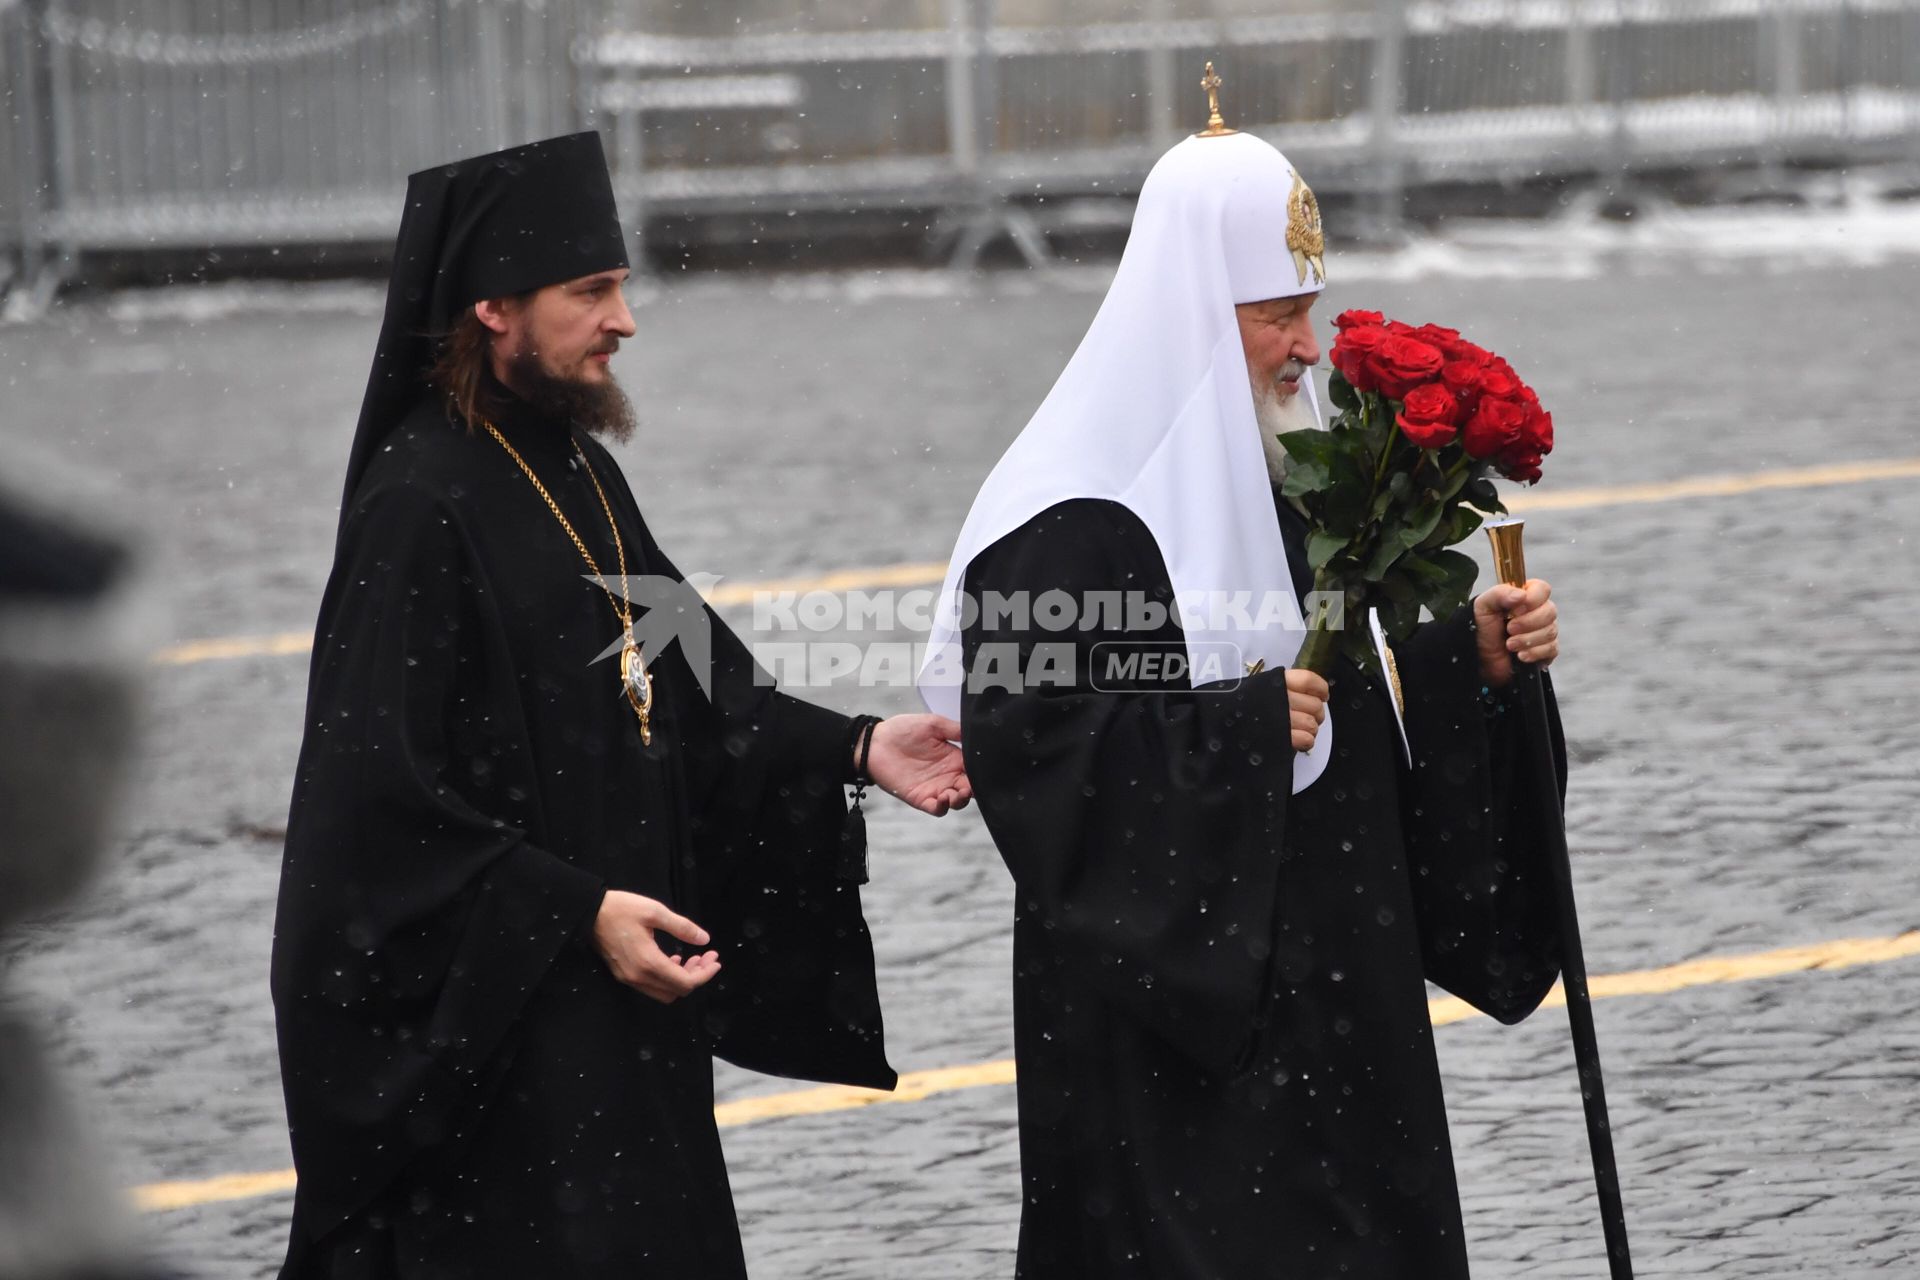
top-left (1396, 384), bottom-right (1461, 448)
top-left (1331, 324), bottom-right (1392, 392)
top-left (1439, 338), bottom-right (1490, 366)
top-left (1517, 404), bottom-right (1553, 455)
top-left (1440, 360), bottom-right (1484, 414)
top-left (1497, 446), bottom-right (1544, 485)
top-left (1384, 319), bottom-right (1418, 337)
top-left (1412, 323), bottom-right (1461, 349)
top-left (1510, 386), bottom-right (1554, 455)
top-left (1475, 361), bottom-right (1522, 402)
top-left (1520, 412), bottom-right (1551, 452)
top-left (1334, 309), bottom-right (1384, 331)
top-left (1365, 336), bottom-right (1446, 400)
top-left (1462, 396), bottom-right (1528, 458)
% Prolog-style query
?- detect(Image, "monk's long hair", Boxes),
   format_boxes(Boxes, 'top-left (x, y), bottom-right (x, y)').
top-left (424, 295), bottom-right (637, 443)
top-left (425, 298), bottom-right (526, 430)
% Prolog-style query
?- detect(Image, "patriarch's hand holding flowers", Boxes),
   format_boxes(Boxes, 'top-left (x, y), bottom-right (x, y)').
top-left (1287, 669), bottom-right (1331, 752)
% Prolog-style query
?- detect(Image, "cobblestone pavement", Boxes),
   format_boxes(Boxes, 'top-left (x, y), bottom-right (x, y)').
top-left (1, 242), bottom-right (1917, 1277)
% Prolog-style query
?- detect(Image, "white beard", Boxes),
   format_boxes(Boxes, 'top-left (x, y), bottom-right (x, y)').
top-left (1254, 377), bottom-right (1324, 486)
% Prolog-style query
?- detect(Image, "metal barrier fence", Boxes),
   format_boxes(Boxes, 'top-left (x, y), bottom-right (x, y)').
top-left (3, 0), bottom-right (1919, 291)
top-left (0, 0), bottom-right (588, 296)
top-left (587, 0), bottom-right (1920, 261)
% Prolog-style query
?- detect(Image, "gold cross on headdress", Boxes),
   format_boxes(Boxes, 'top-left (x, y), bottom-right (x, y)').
top-left (1197, 61), bottom-right (1238, 138)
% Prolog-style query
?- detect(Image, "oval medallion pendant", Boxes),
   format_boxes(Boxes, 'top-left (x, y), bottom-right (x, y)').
top-left (620, 637), bottom-right (654, 745)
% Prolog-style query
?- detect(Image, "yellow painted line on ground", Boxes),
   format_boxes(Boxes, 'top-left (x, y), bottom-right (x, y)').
top-left (704, 559), bottom-right (951, 608)
top-left (145, 457), bottom-right (1920, 669)
top-left (712, 1058), bottom-right (1020, 1129)
top-left (130, 929), bottom-right (1920, 1214)
top-left (1426, 930), bottom-right (1920, 1028)
top-left (134, 1169), bottom-right (299, 1214)
top-left (1502, 456), bottom-right (1920, 514)
top-left (151, 629), bottom-right (316, 666)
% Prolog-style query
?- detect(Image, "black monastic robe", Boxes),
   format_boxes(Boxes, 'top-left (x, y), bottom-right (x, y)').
top-left (961, 496), bottom-right (1567, 1279)
top-left (272, 391), bottom-right (893, 1279)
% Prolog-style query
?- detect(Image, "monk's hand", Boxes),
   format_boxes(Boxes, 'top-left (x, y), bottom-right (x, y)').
top-left (867, 713), bottom-right (972, 817)
top-left (1474, 578), bottom-right (1559, 688)
top-left (1286, 669), bottom-right (1330, 753)
top-left (592, 890), bottom-right (721, 1004)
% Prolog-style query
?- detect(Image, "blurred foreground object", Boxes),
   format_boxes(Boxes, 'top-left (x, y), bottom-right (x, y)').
top-left (0, 477), bottom-right (172, 1280)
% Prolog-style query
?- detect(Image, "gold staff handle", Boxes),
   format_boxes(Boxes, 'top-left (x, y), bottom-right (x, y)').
top-left (1485, 518), bottom-right (1528, 589)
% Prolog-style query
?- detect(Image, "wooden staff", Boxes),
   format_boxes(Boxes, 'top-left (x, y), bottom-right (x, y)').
top-left (1486, 519), bottom-right (1635, 1280)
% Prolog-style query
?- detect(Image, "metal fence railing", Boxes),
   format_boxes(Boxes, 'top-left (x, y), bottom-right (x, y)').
top-left (2, 0), bottom-right (38, 298)
top-left (0, 0), bottom-right (588, 293)
top-left (3, 0), bottom-right (1919, 292)
top-left (586, 0), bottom-right (1920, 243)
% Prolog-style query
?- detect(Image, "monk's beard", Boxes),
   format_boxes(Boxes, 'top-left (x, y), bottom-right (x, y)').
top-left (1253, 366), bottom-right (1322, 486)
top-left (504, 348), bottom-right (638, 444)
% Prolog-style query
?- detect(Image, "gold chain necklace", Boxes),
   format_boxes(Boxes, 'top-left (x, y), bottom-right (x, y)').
top-left (482, 421), bottom-right (654, 745)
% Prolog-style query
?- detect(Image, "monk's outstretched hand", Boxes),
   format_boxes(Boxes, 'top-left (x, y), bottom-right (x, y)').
top-left (867, 713), bottom-right (972, 817)
top-left (592, 890), bottom-right (721, 1003)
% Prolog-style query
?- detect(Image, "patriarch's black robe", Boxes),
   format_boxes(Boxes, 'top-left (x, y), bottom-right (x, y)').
top-left (960, 496), bottom-right (1566, 1279)
top-left (272, 392), bottom-right (893, 1279)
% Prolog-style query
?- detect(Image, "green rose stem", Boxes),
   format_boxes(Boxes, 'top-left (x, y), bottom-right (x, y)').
top-left (1282, 408), bottom-right (1483, 680)
top-left (1290, 393), bottom-right (1400, 680)
top-left (1292, 571), bottom-right (1345, 677)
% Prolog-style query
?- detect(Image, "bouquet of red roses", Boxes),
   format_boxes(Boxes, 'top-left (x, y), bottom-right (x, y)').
top-left (1278, 309), bottom-right (1554, 677)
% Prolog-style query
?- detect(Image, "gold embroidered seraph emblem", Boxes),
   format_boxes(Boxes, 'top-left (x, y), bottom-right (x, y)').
top-left (1287, 171), bottom-right (1326, 287)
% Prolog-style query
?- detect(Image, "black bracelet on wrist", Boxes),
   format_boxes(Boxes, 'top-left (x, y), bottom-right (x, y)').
top-left (857, 717), bottom-right (879, 785)
top-left (846, 714), bottom-right (882, 786)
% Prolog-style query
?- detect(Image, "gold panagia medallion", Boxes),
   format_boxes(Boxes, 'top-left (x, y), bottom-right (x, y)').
top-left (1287, 170), bottom-right (1326, 288)
top-left (620, 634), bottom-right (654, 745)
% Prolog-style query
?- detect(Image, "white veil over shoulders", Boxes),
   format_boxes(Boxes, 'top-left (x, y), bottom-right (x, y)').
top-left (918, 131), bottom-right (1334, 793)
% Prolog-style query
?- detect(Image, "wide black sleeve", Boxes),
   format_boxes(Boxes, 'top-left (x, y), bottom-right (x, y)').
top-left (961, 499), bottom-right (1298, 1077)
top-left (1396, 605), bottom-right (1567, 1023)
top-left (633, 534), bottom-right (895, 1091)
top-left (272, 480), bottom-right (607, 1239)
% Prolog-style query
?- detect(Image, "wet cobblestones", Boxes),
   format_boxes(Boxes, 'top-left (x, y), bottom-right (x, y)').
top-left (2, 255), bottom-right (1916, 1276)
